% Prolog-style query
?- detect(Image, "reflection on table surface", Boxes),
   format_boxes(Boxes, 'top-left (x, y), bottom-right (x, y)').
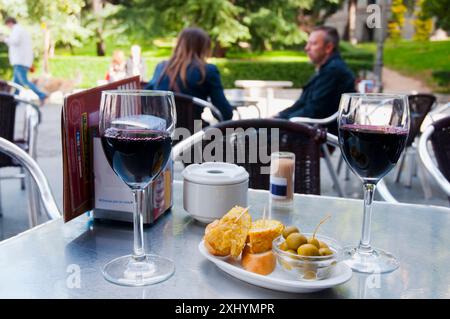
top-left (0, 181), bottom-right (449, 298)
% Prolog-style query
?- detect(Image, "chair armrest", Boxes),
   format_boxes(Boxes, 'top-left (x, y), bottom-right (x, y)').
top-left (6, 81), bottom-right (27, 93)
top-left (192, 97), bottom-right (224, 122)
top-left (377, 179), bottom-right (399, 203)
top-left (15, 97), bottom-right (42, 124)
top-left (290, 112), bottom-right (339, 125)
top-left (172, 130), bottom-right (205, 162)
top-left (0, 137), bottom-right (61, 219)
top-left (326, 133), bottom-right (339, 147)
top-left (418, 125), bottom-right (450, 197)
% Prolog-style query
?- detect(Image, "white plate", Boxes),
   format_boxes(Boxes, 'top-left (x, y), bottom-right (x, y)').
top-left (198, 241), bottom-right (352, 293)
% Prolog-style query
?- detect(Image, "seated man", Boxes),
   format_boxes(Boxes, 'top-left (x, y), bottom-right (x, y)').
top-left (275, 26), bottom-right (355, 135)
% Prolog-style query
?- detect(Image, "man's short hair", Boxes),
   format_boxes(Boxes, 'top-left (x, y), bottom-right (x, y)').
top-left (313, 26), bottom-right (340, 52)
top-left (5, 17), bottom-right (17, 25)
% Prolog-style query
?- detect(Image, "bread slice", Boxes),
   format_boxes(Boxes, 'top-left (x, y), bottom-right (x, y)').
top-left (247, 219), bottom-right (284, 254)
top-left (241, 244), bottom-right (276, 275)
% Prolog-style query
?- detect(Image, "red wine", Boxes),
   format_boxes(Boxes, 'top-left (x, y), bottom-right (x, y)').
top-left (339, 124), bottom-right (408, 181)
top-left (101, 128), bottom-right (172, 188)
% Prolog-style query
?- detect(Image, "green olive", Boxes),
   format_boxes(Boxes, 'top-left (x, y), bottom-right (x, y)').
top-left (307, 237), bottom-right (321, 249)
top-left (319, 247), bottom-right (333, 256)
top-left (286, 233), bottom-right (308, 250)
top-left (287, 249), bottom-right (297, 254)
top-left (297, 244), bottom-right (320, 256)
top-left (282, 226), bottom-right (300, 239)
top-left (318, 241), bottom-right (329, 249)
top-left (303, 263), bottom-right (317, 280)
top-left (279, 241), bottom-right (289, 251)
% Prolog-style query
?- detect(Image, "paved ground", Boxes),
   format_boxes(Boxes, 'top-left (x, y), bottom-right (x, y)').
top-left (382, 67), bottom-right (432, 94)
top-left (1, 69), bottom-right (449, 241)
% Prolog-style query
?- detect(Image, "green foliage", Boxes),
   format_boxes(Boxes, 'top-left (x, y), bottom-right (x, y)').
top-left (82, 2), bottom-right (124, 47)
top-left (216, 59), bottom-right (371, 88)
top-left (23, 53), bottom-right (372, 89)
top-left (412, 0), bottom-right (433, 41)
top-left (113, 0), bottom-right (250, 49)
top-left (0, 0), bottom-right (91, 56)
top-left (422, 0), bottom-right (450, 31)
top-left (432, 71), bottom-right (450, 89)
top-left (238, 0), bottom-right (312, 51)
top-left (113, 0), bottom-right (341, 53)
top-left (0, 0), bottom-right (28, 18)
top-left (296, 0), bottom-right (345, 31)
top-left (26, 0), bottom-right (91, 48)
top-left (0, 53), bottom-right (12, 80)
top-left (388, 0), bottom-right (408, 41)
top-left (216, 60), bottom-right (315, 88)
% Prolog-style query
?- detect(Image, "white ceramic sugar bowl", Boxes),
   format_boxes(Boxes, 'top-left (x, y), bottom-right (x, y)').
top-left (182, 162), bottom-right (249, 223)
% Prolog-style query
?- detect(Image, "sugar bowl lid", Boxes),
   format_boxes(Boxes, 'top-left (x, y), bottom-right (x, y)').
top-left (182, 162), bottom-right (249, 185)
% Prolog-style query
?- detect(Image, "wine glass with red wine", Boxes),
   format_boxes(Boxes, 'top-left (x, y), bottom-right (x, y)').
top-left (338, 93), bottom-right (409, 273)
top-left (99, 90), bottom-right (176, 286)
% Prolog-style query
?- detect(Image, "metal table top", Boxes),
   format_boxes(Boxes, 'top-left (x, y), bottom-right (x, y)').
top-left (1, 181), bottom-right (449, 299)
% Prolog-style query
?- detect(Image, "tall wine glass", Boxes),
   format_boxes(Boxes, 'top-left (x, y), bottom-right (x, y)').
top-left (338, 93), bottom-right (409, 273)
top-left (99, 90), bottom-right (176, 286)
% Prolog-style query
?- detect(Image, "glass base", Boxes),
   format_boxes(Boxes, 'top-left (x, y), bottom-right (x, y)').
top-left (342, 246), bottom-right (399, 274)
top-left (102, 254), bottom-right (175, 286)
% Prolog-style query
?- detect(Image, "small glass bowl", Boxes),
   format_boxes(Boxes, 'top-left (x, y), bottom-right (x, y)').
top-left (272, 233), bottom-right (342, 281)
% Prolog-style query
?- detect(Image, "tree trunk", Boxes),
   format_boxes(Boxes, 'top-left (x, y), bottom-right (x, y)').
top-left (43, 28), bottom-right (51, 74)
top-left (96, 31), bottom-right (106, 57)
top-left (344, 0), bottom-right (357, 43)
top-left (93, 0), bottom-right (106, 56)
top-left (212, 40), bottom-right (227, 58)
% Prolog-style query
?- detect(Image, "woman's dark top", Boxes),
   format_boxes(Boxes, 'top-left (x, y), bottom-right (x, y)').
top-left (145, 61), bottom-right (233, 121)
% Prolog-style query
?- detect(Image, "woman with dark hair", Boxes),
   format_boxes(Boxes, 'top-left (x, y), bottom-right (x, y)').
top-left (145, 27), bottom-right (233, 121)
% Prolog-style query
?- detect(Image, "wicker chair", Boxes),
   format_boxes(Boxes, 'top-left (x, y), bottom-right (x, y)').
top-left (290, 112), bottom-right (346, 197)
top-left (419, 115), bottom-right (450, 204)
top-left (407, 94), bottom-right (437, 147)
top-left (172, 93), bottom-right (224, 146)
top-left (174, 93), bottom-right (223, 131)
top-left (393, 94), bottom-right (436, 196)
top-left (0, 94), bottom-right (18, 168)
top-left (174, 118), bottom-right (327, 195)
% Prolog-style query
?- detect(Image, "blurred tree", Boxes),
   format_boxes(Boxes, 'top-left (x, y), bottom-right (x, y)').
top-left (91, 0), bottom-right (105, 56)
top-left (1, 0), bottom-right (91, 72)
top-left (388, 0), bottom-right (407, 41)
top-left (113, 0), bottom-right (342, 55)
top-left (296, 0), bottom-right (344, 33)
top-left (422, 0), bottom-right (450, 32)
top-left (237, 0), bottom-right (338, 51)
top-left (26, 0), bottom-right (91, 49)
top-left (341, 0), bottom-right (357, 44)
top-left (27, 0), bottom-right (91, 72)
top-left (412, 0), bottom-right (432, 41)
top-left (82, 1), bottom-right (123, 56)
top-left (113, 0), bottom-right (249, 56)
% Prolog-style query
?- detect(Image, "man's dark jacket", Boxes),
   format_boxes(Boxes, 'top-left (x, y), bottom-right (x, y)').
top-left (276, 52), bottom-right (355, 135)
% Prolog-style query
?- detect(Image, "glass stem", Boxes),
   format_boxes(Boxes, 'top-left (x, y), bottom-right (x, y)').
top-left (358, 183), bottom-right (376, 254)
top-left (132, 189), bottom-right (146, 261)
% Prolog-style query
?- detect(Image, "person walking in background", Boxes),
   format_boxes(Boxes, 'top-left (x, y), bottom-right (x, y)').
top-left (1, 17), bottom-right (48, 105)
top-left (275, 26), bottom-right (355, 135)
top-left (125, 45), bottom-right (146, 81)
top-left (106, 50), bottom-right (126, 83)
top-left (145, 27), bottom-right (233, 122)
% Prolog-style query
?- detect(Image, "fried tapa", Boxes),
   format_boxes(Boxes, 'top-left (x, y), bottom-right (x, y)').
top-left (204, 206), bottom-right (252, 257)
